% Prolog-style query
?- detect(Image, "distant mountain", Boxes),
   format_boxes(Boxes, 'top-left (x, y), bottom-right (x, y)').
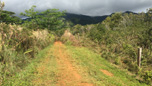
top-left (21, 13), bottom-right (108, 25)
top-left (21, 11), bottom-right (137, 25)
top-left (64, 11), bottom-right (137, 25)
top-left (110, 11), bottom-right (137, 17)
top-left (64, 13), bottom-right (108, 25)
top-left (124, 11), bottom-right (136, 14)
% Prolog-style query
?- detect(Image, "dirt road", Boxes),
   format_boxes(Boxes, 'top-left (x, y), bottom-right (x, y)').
top-left (54, 41), bottom-right (93, 86)
top-left (33, 41), bottom-right (93, 86)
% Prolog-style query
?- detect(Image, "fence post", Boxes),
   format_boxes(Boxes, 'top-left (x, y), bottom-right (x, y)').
top-left (137, 48), bottom-right (142, 68)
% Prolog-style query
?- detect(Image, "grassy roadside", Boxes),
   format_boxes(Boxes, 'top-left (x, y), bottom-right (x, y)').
top-left (2, 44), bottom-right (54, 86)
top-left (66, 45), bottom-right (149, 86)
top-left (32, 45), bottom-right (58, 86)
top-left (2, 43), bottom-right (150, 86)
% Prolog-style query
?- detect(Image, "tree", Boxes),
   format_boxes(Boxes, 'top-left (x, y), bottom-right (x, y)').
top-left (21, 5), bottom-right (65, 31)
top-left (20, 5), bottom-right (39, 29)
top-left (0, 10), bottom-right (21, 24)
top-left (20, 5), bottom-right (38, 19)
top-left (103, 13), bottom-right (122, 30)
top-left (110, 12), bottom-right (122, 29)
top-left (38, 9), bottom-right (65, 30)
top-left (0, 1), bottom-right (21, 24)
top-left (0, 1), bottom-right (5, 51)
top-left (0, 1), bottom-right (5, 22)
top-left (145, 8), bottom-right (152, 26)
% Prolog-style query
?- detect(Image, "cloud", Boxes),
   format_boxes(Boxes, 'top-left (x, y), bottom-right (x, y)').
top-left (1, 0), bottom-right (152, 16)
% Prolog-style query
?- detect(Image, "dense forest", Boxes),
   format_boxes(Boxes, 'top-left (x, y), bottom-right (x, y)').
top-left (0, 1), bottom-right (152, 85)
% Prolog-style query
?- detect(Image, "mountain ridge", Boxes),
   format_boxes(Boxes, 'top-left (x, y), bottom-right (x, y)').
top-left (64, 11), bottom-right (136, 25)
top-left (22, 11), bottom-right (136, 25)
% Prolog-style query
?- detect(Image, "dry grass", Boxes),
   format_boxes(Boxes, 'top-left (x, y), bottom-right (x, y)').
top-left (32, 29), bottom-right (50, 41)
top-left (61, 30), bottom-right (80, 46)
top-left (0, 23), bottom-right (54, 86)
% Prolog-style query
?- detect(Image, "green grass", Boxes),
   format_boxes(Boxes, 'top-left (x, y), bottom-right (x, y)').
top-left (66, 46), bottom-right (149, 86)
top-left (2, 43), bottom-right (150, 86)
top-left (2, 44), bottom-right (54, 86)
top-left (32, 45), bottom-right (58, 86)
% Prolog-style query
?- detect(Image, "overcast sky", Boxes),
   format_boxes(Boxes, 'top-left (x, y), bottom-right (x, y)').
top-left (1, 0), bottom-right (152, 16)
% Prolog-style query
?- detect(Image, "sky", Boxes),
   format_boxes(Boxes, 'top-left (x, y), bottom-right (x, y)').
top-left (1, 0), bottom-right (152, 16)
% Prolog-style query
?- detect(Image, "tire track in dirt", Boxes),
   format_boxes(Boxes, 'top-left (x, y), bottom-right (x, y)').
top-left (54, 41), bottom-right (93, 86)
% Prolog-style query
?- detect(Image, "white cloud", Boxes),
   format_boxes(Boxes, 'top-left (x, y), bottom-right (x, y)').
top-left (1, 0), bottom-right (152, 16)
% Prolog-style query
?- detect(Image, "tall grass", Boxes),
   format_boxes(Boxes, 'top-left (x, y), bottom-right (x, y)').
top-left (0, 23), bottom-right (55, 85)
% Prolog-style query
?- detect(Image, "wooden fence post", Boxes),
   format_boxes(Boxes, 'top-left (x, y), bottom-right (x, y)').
top-left (137, 48), bottom-right (142, 68)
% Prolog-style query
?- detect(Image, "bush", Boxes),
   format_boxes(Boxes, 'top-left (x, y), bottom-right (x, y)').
top-left (0, 23), bottom-right (54, 85)
top-left (142, 71), bottom-right (152, 85)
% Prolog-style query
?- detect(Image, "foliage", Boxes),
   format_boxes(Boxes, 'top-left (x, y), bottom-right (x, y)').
top-left (20, 5), bottom-right (66, 31)
top-left (2, 45), bottom-right (53, 86)
top-left (70, 8), bottom-right (152, 85)
top-left (20, 5), bottom-right (39, 29)
top-left (103, 12), bottom-right (123, 29)
top-left (142, 71), bottom-right (152, 85)
top-left (0, 1), bottom-right (5, 20)
top-left (0, 23), bottom-right (55, 85)
top-left (88, 24), bottom-right (107, 42)
top-left (0, 1), bottom-right (21, 24)
top-left (0, 10), bottom-right (21, 24)
top-left (39, 9), bottom-right (65, 30)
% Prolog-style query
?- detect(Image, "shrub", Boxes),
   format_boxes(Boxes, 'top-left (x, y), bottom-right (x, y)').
top-left (61, 30), bottom-right (79, 46)
top-left (142, 71), bottom-right (152, 85)
top-left (0, 23), bottom-right (54, 85)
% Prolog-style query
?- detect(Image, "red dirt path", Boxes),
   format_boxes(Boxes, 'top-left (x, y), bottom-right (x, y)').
top-left (100, 69), bottom-right (113, 77)
top-left (54, 41), bottom-right (93, 86)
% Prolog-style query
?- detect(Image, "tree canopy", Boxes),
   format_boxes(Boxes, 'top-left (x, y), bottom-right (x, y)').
top-left (0, 1), bottom-right (21, 24)
top-left (20, 5), bottom-right (66, 30)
